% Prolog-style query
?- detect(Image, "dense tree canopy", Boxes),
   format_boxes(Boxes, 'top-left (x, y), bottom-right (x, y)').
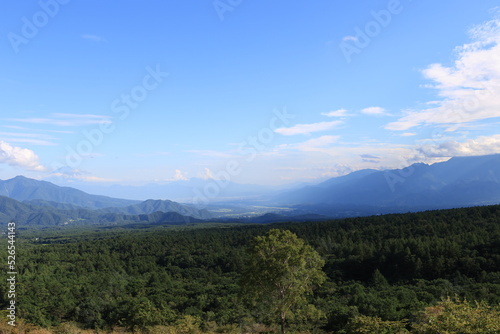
top-left (0, 205), bottom-right (499, 332)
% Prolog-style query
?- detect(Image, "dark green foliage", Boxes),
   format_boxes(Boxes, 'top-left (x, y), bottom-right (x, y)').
top-left (98, 199), bottom-right (213, 219)
top-left (1, 205), bottom-right (500, 331)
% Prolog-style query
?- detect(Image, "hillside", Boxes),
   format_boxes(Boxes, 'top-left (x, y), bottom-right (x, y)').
top-left (0, 196), bottom-right (210, 227)
top-left (99, 199), bottom-right (213, 219)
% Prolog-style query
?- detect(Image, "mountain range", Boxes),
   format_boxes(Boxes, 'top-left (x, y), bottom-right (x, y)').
top-left (1, 154), bottom-right (499, 227)
top-left (46, 176), bottom-right (274, 202)
top-left (0, 176), bottom-right (213, 226)
top-left (274, 154), bottom-right (500, 215)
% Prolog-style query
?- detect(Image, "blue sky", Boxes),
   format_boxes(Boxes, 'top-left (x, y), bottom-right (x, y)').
top-left (1, 0), bottom-right (500, 186)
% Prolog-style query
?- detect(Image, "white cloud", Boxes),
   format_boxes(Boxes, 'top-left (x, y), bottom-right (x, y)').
top-left (321, 109), bottom-right (349, 117)
top-left (269, 142), bottom-right (420, 182)
top-left (343, 35), bottom-right (358, 42)
top-left (387, 14), bottom-right (500, 131)
top-left (0, 141), bottom-right (46, 171)
top-left (361, 106), bottom-right (387, 116)
top-left (415, 134), bottom-right (500, 159)
top-left (201, 168), bottom-right (214, 180)
top-left (172, 169), bottom-right (188, 181)
top-left (49, 167), bottom-right (117, 183)
top-left (296, 135), bottom-right (340, 151)
top-left (400, 132), bottom-right (417, 137)
top-left (275, 120), bottom-right (343, 136)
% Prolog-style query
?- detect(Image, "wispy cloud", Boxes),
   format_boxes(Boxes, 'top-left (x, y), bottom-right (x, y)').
top-left (2, 125), bottom-right (28, 130)
top-left (276, 135), bottom-right (339, 153)
top-left (0, 138), bottom-right (56, 146)
top-left (342, 35), bottom-right (358, 42)
top-left (386, 14), bottom-right (500, 131)
top-left (360, 153), bottom-right (381, 163)
top-left (6, 113), bottom-right (112, 127)
top-left (361, 106), bottom-right (387, 116)
top-left (275, 120), bottom-right (343, 136)
top-left (296, 135), bottom-right (340, 151)
top-left (0, 132), bottom-right (58, 146)
top-left (360, 154), bottom-right (380, 159)
top-left (321, 109), bottom-right (350, 117)
top-left (0, 141), bottom-right (46, 171)
top-left (44, 129), bottom-right (75, 134)
top-left (50, 167), bottom-right (118, 183)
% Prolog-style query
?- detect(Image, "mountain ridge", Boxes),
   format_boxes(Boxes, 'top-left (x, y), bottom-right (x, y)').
top-left (2, 154), bottom-right (500, 225)
top-left (0, 176), bottom-right (214, 225)
top-left (0, 195), bottom-right (210, 226)
top-left (276, 154), bottom-right (500, 213)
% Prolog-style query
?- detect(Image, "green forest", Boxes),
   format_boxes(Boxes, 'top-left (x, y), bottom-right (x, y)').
top-left (1, 205), bottom-right (500, 333)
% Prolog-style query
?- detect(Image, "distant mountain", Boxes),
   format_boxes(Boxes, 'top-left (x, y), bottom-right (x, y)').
top-left (50, 177), bottom-right (273, 202)
top-left (316, 169), bottom-right (378, 188)
top-left (0, 176), bottom-right (138, 209)
top-left (275, 154), bottom-right (500, 214)
top-left (0, 176), bottom-right (214, 226)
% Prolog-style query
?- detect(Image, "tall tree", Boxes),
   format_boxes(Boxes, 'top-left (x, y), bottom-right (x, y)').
top-left (243, 229), bottom-right (326, 334)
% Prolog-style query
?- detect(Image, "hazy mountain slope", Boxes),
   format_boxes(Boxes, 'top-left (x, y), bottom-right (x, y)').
top-left (47, 177), bottom-right (273, 202)
top-left (0, 176), bottom-right (138, 209)
top-left (316, 169), bottom-right (378, 188)
top-left (276, 154), bottom-right (500, 210)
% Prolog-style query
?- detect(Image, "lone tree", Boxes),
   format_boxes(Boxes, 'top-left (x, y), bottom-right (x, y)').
top-left (243, 229), bottom-right (326, 334)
